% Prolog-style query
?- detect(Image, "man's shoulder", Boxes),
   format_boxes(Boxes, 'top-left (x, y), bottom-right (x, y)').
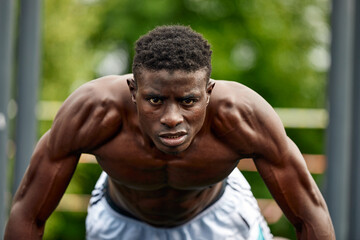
top-left (210, 80), bottom-right (265, 113)
top-left (209, 80), bottom-right (282, 136)
top-left (48, 74), bottom-right (134, 156)
top-left (90, 74), bottom-right (133, 85)
top-left (55, 73), bottom-right (135, 130)
top-left (86, 74), bottom-right (133, 95)
top-left (63, 74), bottom-right (133, 109)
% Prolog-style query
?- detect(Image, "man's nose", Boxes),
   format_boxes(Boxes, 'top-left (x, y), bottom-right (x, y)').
top-left (160, 104), bottom-right (183, 128)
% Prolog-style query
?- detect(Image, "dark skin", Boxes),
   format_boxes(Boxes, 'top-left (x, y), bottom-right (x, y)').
top-left (5, 69), bottom-right (335, 239)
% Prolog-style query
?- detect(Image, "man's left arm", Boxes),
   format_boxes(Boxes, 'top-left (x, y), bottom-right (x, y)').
top-left (212, 82), bottom-right (334, 238)
top-left (254, 137), bottom-right (334, 239)
top-left (249, 100), bottom-right (335, 239)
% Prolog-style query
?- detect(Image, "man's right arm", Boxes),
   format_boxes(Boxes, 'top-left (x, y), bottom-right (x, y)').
top-left (4, 132), bottom-right (79, 240)
top-left (4, 78), bottom-right (123, 239)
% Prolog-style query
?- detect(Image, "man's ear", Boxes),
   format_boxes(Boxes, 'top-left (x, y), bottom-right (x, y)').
top-left (206, 79), bottom-right (216, 104)
top-left (127, 78), bottom-right (137, 104)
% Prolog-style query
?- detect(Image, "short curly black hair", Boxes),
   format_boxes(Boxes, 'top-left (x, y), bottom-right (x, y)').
top-left (132, 25), bottom-right (212, 79)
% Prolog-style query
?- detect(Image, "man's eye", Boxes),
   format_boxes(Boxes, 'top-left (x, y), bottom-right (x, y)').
top-left (182, 99), bottom-right (195, 105)
top-left (149, 98), bottom-right (162, 105)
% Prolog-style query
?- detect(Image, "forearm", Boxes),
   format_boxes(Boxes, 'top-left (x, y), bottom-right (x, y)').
top-left (4, 133), bottom-right (79, 240)
top-left (255, 149), bottom-right (334, 239)
top-left (5, 207), bottom-right (45, 240)
top-left (5, 223), bottom-right (43, 240)
top-left (273, 172), bottom-right (335, 239)
top-left (277, 169), bottom-right (335, 239)
top-left (294, 206), bottom-right (335, 240)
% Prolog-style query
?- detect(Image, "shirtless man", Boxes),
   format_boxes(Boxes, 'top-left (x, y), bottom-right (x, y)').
top-left (5, 25), bottom-right (334, 239)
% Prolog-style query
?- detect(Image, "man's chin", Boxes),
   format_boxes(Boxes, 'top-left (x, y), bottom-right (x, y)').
top-left (156, 143), bottom-right (189, 155)
top-left (158, 147), bottom-right (182, 155)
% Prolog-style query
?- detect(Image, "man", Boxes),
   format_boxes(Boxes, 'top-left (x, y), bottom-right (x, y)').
top-left (5, 25), bottom-right (334, 239)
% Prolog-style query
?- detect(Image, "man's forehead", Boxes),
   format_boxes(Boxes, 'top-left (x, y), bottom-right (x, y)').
top-left (134, 69), bottom-right (207, 96)
top-left (135, 68), bottom-right (209, 83)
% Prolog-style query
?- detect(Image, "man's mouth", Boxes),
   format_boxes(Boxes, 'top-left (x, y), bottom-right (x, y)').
top-left (159, 132), bottom-right (187, 147)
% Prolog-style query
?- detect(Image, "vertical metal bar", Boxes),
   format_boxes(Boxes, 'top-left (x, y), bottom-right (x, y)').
top-left (349, 0), bottom-right (360, 237)
top-left (325, 0), bottom-right (355, 239)
top-left (13, 0), bottom-right (42, 194)
top-left (0, 0), bottom-right (15, 236)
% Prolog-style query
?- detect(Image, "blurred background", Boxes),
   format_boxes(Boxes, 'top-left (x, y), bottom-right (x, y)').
top-left (1, 0), bottom-right (359, 239)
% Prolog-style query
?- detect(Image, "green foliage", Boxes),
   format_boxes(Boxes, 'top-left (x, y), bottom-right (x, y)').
top-left (86, 0), bottom-right (329, 108)
top-left (42, 0), bottom-right (102, 101)
top-left (43, 0), bottom-right (330, 107)
top-left (44, 211), bottom-right (87, 240)
top-left (41, 0), bottom-right (330, 239)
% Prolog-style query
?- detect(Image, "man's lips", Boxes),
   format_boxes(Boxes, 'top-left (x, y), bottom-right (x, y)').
top-left (158, 132), bottom-right (187, 147)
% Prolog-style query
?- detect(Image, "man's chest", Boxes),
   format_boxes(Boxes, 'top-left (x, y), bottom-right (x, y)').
top-left (91, 131), bottom-right (241, 190)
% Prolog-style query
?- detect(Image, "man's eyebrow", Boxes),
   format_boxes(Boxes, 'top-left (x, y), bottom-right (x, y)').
top-left (178, 94), bottom-right (200, 100)
top-left (144, 93), bottom-right (164, 98)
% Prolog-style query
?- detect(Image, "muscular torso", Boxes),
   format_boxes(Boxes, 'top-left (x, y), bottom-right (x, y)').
top-left (93, 128), bottom-right (240, 226)
top-left (56, 75), bottom-right (259, 227)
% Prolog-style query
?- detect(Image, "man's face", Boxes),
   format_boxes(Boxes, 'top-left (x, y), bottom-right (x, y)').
top-left (129, 69), bottom-right (214, 155)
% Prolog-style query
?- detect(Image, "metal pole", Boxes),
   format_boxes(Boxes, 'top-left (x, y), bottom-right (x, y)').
top-left (349, 0), bottom-right (360, 237)
top-left (325, 0), bottom-right (355, 239)
top-left (13, 0), bottom-right (42, 194)
top-left (0, 0), bottom-right (16, 236)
